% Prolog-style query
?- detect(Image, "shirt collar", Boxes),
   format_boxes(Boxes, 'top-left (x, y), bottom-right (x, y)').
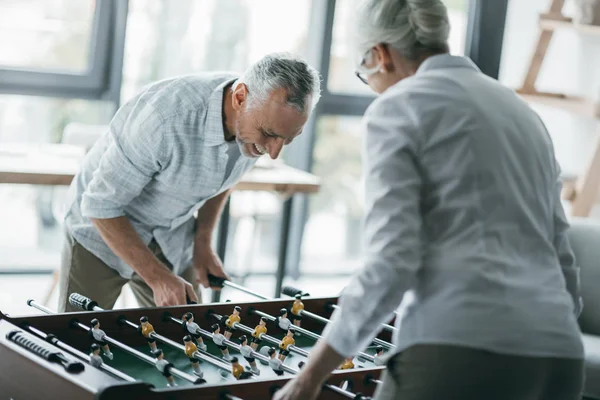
top-left (203, 77), bottom-right (238, 147)
top-left (416, 53), bottom-right (481, 75)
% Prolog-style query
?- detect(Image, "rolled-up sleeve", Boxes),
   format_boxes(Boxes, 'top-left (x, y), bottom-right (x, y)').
top-left (81, 103), bottom-right (170, 219)
top-left (321, 93), bottom-right (423, 358)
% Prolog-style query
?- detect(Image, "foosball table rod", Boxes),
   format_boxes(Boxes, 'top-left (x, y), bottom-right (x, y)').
top-left (163, 312), bottom-right (299, 374)
top-left (209, 311), bottom-right (310, 358)
top-left (27, 300), bottom-right (204, 385)
top-left (207, 275), bottom-right (395, 350)
top-left (68, 294), bottom-right (233, 376)
top-left (248, 308), bottom-right (376, 363)
top-left (20, 321), bottom-right (136, 382)
top-left (117, 316), bottom-right (232, 375)
top-left (280, 285), bottom-right (398, 349)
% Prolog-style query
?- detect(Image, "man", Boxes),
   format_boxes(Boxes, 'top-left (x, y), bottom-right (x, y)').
top-left (58, 52), bottom-right (321, 312)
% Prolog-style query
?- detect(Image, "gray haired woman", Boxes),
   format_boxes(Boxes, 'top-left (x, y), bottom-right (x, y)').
top-left (273, 0), bottom-right (584, 399)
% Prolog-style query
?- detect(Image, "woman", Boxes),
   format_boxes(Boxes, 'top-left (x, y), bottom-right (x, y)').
top-left (273, 0), bottom-right (584, 399)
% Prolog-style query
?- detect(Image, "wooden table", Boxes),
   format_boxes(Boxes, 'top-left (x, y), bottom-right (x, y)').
top-left (0, 143), bottom-right (321, 298)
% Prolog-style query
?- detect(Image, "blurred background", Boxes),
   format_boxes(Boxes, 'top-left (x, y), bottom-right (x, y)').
top-left (0, 0), bottom-right (598, 314)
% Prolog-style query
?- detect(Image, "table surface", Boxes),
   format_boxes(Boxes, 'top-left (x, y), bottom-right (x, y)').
top-left (0, 143), bottom-right (320, 194)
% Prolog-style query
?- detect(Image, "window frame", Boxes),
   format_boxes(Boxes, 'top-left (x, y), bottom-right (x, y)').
top-left (0, 0), bottom-right (128, 104)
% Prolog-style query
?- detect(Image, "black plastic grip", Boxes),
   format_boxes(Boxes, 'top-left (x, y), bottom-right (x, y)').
top-left (69, 293), bottom-right (98, 311)
top-left (281, 285), bottom-right (310, 297)
top-left (207, 274), bottom-right (226, 289)
top-left (7, 330), bottom-right (84, 373)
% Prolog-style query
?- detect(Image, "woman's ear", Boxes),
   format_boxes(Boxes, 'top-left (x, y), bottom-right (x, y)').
top-left (373, 43), bottom-right (394, 73)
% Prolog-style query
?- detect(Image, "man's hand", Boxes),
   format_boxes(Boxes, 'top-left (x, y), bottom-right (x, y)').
top-left (149, 271), bottom-right (198, 306)
top-left (193, 242), bottom-right (230, 289)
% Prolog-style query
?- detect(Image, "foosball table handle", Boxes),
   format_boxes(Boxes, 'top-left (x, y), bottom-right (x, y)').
top-left (281, 285), bottom-right (310, 297)
top-left (68, 293), bottom-right (99, 311)
top-left (6, 330), bottom-right (85, 373)
top-left (208, 274), bottom-right (226, 289)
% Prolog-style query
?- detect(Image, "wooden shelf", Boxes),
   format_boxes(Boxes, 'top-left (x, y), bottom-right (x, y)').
top-left (540, 16), bottom-right (600, 35)
top-left (517, 92), bottom-right (600, 120)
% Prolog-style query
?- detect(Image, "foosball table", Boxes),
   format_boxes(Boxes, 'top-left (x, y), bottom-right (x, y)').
top-left (0, 281), bottom-right (393, 400)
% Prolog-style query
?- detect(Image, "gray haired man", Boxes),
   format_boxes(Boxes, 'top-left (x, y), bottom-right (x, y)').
top-left (58, 52), bottom-right (321, 312)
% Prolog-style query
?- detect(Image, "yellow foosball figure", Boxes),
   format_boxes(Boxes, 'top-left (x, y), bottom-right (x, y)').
top-left (224, 306), bottom-right (242, 340)
top-left (278, 328), bottom-right (295, 361)
top-left (183, 335), bottom-right (203, 378)
top-left (139, 316), bottom-right (158, 353)
top-left (340, 357), bottom-right (355, 370)
top-left (251, 317), bottom-right (268, 351)
top-left (290, 294), bottom-right (304, 334)
top-left (230, 357), bottom-right (253, 380)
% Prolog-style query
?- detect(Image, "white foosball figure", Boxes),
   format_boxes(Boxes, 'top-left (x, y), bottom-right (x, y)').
top-left (267, 347), bottom-right (284, 376)
top-left (239, 335), bottom-right (260, 375)
top-left (277, 308), bottom-right (291, 331)
top-left (89, 343), bottom-right (103, 368)
top-left (90, 318), bottom-right (114, 360)
top-left (211, 323), bottom-right (233, 361)
top-left (182, 312), bottom-right (208, 351)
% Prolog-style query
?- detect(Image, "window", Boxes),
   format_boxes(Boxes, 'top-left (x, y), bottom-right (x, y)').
top-left (0, 0), bottom-right (96, 73)
top-left (327, 0), bottom-right (472, 95)
top-left (120, 0), bottom-right (313, 102)
top-left (299, 115), bottom-right (365, 276)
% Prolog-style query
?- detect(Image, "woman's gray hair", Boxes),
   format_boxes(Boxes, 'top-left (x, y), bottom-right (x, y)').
top-left (233, 52), bottom-right (321, 113)
top-left (355, 0), bottom-right (450, 60)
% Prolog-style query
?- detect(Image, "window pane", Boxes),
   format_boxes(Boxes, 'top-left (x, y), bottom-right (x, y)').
top-left (121, 0), bottom-right (312, 102)
top-left (300, 116), bottom-right (365, 275)
top-left (328, 0), bottom-right (471, 95)
top-left (0, 0), bottom-right (95, 72)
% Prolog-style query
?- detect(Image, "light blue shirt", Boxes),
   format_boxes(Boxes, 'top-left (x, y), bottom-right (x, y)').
top-left (64, 72), bottom-right (257, 278)
top-left (322, 54), bottom-right (584, 361)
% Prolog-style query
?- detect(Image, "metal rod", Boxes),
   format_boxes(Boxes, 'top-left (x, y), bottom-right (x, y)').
top-left (250, 309), bottom-right (375, 363)
top-left (23, 323), bottom-right (135, 382)
top-left (119, 318), bottom-right (231, 373)
top-left (210, 312), bottom-right (309, 358)
top-left (27, 300), bottom-right (202, 385)
top-left (221, 280), bottom-right (270, 300)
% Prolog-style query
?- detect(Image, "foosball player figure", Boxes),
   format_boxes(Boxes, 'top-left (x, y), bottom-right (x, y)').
top-left (231, 357), bottom-right (253, 380)
top-left (154, 349), bottom-right (176, 387)
top-left (139, 316), bottom-right (158, 353)
top-left (183, 335), bottom-right (204, 378)
top-left (290, 294), bottom-right (304, 335)
top-left (340, 357), bottom-right (355, 370)
top-left (182, 312), bottom-right (207, 351)
top-left (278, 328), bottom-right (295, 361)
top-left (277, 308), bottom-right (291, 332)
top-left (267, 347), bottom-right (284, 376)
top-left (211, 323), bottom-right (233, 361)
top-left (89, 343), bottom-right (103, 368)
top-left (373, 345), bottom-right (385, 366)
top-left (224, 306), bottom-right (242, 340)
top-left (250, 317), bottom-right (268, 351)
top-left (239, 335), bottom-right (260, 375)
top-left (90, 318), bottom-right (114, 360)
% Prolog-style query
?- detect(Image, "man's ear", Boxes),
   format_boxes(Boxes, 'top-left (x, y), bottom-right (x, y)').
top-left (232, 83), bottom-right (248, 111)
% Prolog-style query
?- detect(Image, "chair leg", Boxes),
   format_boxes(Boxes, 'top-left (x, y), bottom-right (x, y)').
top-left (43, 270), bottom-right (60, 306)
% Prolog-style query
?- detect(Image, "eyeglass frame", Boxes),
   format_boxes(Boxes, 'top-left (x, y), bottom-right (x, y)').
top-left (354, 46), bottom-right (383, 85)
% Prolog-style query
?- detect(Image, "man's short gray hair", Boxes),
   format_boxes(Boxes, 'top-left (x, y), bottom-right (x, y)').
top-left (355, 0), bottom-right (450, 60)
top-left (233, 52), bottom-right (321, 113)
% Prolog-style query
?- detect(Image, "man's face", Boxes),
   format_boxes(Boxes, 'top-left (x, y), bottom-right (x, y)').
top-left (233, 87), bottom-right (310, 160)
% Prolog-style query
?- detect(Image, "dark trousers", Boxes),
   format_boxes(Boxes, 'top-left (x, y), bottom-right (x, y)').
top-left (374, 344), bottom-right (584, 400)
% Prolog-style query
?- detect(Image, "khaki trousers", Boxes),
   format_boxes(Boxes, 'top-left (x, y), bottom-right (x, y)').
top-left (373, 344), bottom-right (584, 400)
top-left (58, 232), bottom-right (201, 313)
